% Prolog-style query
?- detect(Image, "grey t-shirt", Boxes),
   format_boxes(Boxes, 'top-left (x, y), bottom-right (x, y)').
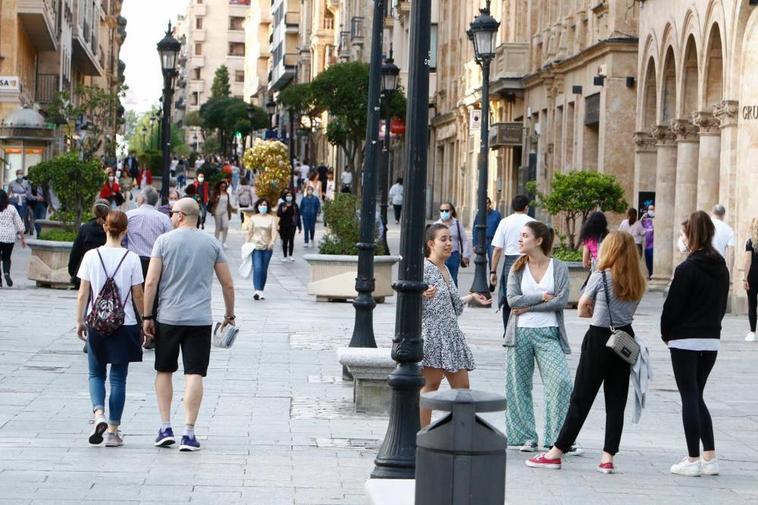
top-left (151, 227), bottom-right (226, 326)
top-left (584, 270), bottom-right (640, 328)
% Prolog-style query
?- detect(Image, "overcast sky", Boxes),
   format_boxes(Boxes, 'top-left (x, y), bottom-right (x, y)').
top-left (120, 0), bottom-right (188, 113)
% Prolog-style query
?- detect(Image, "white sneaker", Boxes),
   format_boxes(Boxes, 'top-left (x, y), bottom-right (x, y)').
top-left (701, 457), bottom-right (719, 475)
top-left (289, 257), bottom-right (295, 262)
top-left (519, 440), bottom-right (539, 452)
top-left (670, 456), bottom-right (701, 477)
top-left (253, 291), bottom-right (260, 301)
top-left (746, 332), bottom-right (756, 342)
top-left (259, 291), bottom-right (265, 300)
top-left (280, 257), bottom-right (287, 263)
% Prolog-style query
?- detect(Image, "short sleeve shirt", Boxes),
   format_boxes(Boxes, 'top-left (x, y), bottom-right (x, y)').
top-left (712, 219), bottom-right (735, 257)
top-left (583, 270), bottom-right (640, 328)
top-left (491, 213), bottom-right (535, 256)
top-left (151, 228), bottom-right (226, 326)
top-left (77, 246), bottom-right (144, 325)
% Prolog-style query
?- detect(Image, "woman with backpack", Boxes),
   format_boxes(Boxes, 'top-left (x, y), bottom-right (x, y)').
top-left (75, 210), bottom-right (145, 447)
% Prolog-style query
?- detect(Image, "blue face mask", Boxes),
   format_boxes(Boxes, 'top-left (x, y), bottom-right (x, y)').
top-left (285, 196), bottom-right (293, 203)
top-left (440, 210), bottom-right (451, 221)
top-left (258, 206), bottom-right (268, 213)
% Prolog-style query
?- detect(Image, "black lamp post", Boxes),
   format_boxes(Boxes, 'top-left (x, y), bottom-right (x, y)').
top-left (246, 103), bottom-right (255, 150)
top-left (157, 21), bottom-right (181, 204)
top-left (287, 107), bottom-right (296, 190)
top-left (467, 0), bottom-right (500, 297)
top-left (348, 0), bottom-right (385, 357)
top-left (379, 49), bottom-right (400, 255)
top-left (371, 0), bottom-right (432, 480)
top-left (266, 98), bottom-right (276, 135)
top-left (149, 114), bottom-right (156, 149)
top-left (140, 126), bottom-right (147, 151)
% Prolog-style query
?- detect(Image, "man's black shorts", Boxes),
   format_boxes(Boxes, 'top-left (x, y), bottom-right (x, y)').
top-left (154, 323), bottom-right (212, 376)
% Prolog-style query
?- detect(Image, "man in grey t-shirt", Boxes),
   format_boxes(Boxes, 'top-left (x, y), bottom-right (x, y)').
top-left (143, 198), bottom-right (235, 452)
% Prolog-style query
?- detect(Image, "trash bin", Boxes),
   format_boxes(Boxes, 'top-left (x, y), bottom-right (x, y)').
top-left (415, 389), bottom-right (507, 505)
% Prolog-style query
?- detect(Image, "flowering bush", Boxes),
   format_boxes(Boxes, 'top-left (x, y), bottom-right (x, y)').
top-left (244, 139), bottom-right (290, 203)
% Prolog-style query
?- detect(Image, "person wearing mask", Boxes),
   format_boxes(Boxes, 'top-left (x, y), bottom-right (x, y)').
top-left (69, 200), bottom-right (110, 288)
top-left (7, 170), bottom-right (32, 232)
top-left (579, 211), bottom-right (609, 272)
top-left (473, 197), bottom-right (503, 270)
top-left (28, 184), bottom-right (48, 238)
top-left (661, 211), bottom-right (729, 477)
top-left (325, 170), bottom-right (336, 201)
top-left (244, 198), bottom-right (277, 300)
top-left (277, 189), bottom-right (302, 262)
top-left (490, 195), bottom-right (535, 330)
top-left (208, 180), bottom-right (235, 248)
top-left (125, 187), bottom-right (172, 278)
top-left (75, 210), bottom-right (144, 447)
top-left (618, 208), bottom-right (645, 257)
top-left (193, 173), bottom-right (210, 229)
top-left (99, 170), bottom-right (123, 209)
top-left (420, 223), bottom-right (490, 427)
top-left (435, 202), bottom-right (472, 286)
top-left (143, 198), bottom-right (235, 452)
top-left (0, 189), bottom-right (27, 287)
top-left (710, 204), bottom-right (735, 277)
top-left (744, 218), bottom-right (758, 342)
top-left (527, 231), bottom-right (646, 473)
top-left (641, 205), bottom-right (655, 279)
top-left (340, 166), bottom-right (353, 193)
top-left (502, 221), bottom-right (573, 453)
top-left (236, 181), bottom-right (254, 225)
top-left (300, 186), bottom-right (321, 248)
top-left (388, 178), bottom-right (404, 224)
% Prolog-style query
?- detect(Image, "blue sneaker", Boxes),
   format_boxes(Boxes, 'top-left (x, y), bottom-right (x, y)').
top-left (179, 434), bottom-right (201, 452)
top-left (154, 427), bottom-right (175, 447)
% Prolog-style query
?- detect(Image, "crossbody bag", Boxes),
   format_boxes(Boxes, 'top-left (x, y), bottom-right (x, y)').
top-left (601, 271), bottom-right (640, 365)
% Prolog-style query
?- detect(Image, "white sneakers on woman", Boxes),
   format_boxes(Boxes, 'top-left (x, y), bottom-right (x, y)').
top-left (670, 456), bottom-right (720, 476)
top-left (746, 331), bottom-right (756, 342)
top-left (253, 291), bottom-right (266, 300)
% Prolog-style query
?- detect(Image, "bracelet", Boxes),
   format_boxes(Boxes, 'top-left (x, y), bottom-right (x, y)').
top-left (142, 315), bottom-right (154, 321)
top-left (225, 314), bottom-right (236, 320)
top-left (490, 271), bottom-right (497, 275)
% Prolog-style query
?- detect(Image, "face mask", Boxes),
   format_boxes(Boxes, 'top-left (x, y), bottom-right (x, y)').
top-left (198, 176), bottom-right (205, 183)
top-left (677, 236), bottom-right (688, 253)
top-left (647, 211), bottom-right (655, 218)
top-left (440, 210), bottom-right (451, 221)
top-left (108, 176), bottom-right (115, 182)
top-left (285, 196), bottom-right (293, 203)
top-left (258, 205), bottom-right (268, 213)
top-left (16, 176), bottom-right (23, 182)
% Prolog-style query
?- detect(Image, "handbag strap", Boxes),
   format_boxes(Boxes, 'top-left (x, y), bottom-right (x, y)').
top-left (455, 220), bottom-right (463, 254)
top-left (600, 270), bottom-right (616, 331)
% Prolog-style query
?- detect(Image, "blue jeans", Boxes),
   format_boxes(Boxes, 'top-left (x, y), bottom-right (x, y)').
top-left (302, 214), bottom-right (317, 244)
top-left (253, 249), bottom-right (273, 290)
top-left (87, 342), bottom-right (129, 425)
top-left (445, 251), bottom-right (461, 287)
top-left (33, 203), bottom-right (46, 237)
top-left (12, 202), bottom-right (27, 222)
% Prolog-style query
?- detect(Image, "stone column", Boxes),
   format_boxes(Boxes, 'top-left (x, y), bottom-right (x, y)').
top-left (692, 111), bottom-right (721, 211)
top-left (714, 100), bottom-right (739, 218)
top-left (650, 125), bottom-right (677, 286)
top-left (633, 131), bottom-right (657, 201)
top-left (671, 119), bottom-right (700, 267)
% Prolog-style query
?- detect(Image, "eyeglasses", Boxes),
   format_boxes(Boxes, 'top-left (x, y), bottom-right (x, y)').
top-left (439, 208), bottom-right (451, 212)
top-left (170, 210), bottom-right (196, 217)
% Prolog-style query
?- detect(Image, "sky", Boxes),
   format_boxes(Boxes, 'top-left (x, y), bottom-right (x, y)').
top-left (120, 0), bottom-right (189, 113)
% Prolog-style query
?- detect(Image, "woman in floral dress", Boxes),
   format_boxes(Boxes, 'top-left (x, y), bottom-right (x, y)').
top-left (420, 223), bottom-right (490, 427)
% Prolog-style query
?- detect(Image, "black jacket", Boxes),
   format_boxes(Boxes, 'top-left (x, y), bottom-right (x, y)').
top-left (660, 250), bottom-right (730, 342)
top-left (68, 219), bottom-right (107, 283)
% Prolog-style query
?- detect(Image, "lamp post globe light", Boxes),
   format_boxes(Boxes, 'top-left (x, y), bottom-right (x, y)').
top-left (156, 21), bottom-right (181, 204)
top-left (467, 0), bottom-right (500, 297)
top-left (372, 0), bottom-right (432, 480)
top-left (379, 50), bottom-right (400, 255)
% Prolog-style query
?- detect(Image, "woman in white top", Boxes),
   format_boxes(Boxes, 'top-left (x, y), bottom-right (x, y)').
top-left (618, 208), bottom-right (645, 257)
top-left (388, 177), bottom-right (404, 224)
top-left (434, 202), bottom-right (473, 286)
top-left (0, 189), bottom-right (27, 287)
top-left (75, 210), bottom-right (144, 448)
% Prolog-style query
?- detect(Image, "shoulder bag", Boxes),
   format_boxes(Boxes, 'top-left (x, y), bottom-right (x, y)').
top-left (455, 220), bottom-right (468, 268)
top-left (602, 271), bottom-right (640, 365)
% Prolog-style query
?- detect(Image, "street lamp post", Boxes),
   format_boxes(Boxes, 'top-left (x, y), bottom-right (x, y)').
top-left (246, 103), bottom-right (255, 150)
top-left (157, 22), bottom-right (181, 204)
top-left (379, 50), bottom-right (400, 255)
top-left (348, 0), bottom-right (385, 355)
top-left (140, 126), bottom-right (147, 151)
top-left (467, 0), bottom-right (500, 297)
top-left (149, 114), bottom-right (156, 150)
top-left (371, 0), bottom-right (432, 480)
top-left (287, 107), bottom-right (296, 190)
top-left (266, 98), bottom-right (276, 134)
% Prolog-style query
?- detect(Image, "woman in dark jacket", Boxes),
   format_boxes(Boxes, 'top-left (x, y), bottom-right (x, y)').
top-left (68, 200), bottom-right (110, 287)
top-left (661, 210), bottom-right (729, 477)
top-left (276, 189), bottom-right (301, 262)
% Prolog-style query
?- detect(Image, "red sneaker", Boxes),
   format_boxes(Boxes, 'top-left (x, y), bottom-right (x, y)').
top-left (597, 462), bottom-right (615, 474)
top-left (525, 453), bottom-right (561, 469)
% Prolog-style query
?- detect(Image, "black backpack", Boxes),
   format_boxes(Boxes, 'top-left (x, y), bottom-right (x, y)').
top-left (86, 249), bottom-right (131, 335)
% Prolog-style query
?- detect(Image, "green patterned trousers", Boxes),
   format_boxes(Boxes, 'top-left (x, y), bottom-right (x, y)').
top-left (505, 326), bottom-right (573, 447)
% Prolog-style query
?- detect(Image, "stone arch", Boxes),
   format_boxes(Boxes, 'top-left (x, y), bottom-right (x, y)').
top-left (681, 35), bottom-right (699, 117)
top-left (638, 33), bottom-right (659, 127)
top-left (661, 46), bottom-right (677, 123)
top-left (703, 22), bottom-right (724, 110)
top-left (642, 57), bottom-right (658, 130)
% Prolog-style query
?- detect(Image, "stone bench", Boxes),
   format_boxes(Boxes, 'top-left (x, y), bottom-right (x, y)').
top-left (337, 347), bottom-right (396, 415)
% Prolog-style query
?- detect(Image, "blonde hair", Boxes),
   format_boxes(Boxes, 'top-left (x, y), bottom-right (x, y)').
top-left (596, 231), bottom-right (647, 301)
top-left (751, 217), bottom-right (758, 253)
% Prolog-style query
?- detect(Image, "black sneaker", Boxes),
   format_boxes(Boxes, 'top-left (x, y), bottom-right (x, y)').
top-left (4, 274), bottom-right (12, 287)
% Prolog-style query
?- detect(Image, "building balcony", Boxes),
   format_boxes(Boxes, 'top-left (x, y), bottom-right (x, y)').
top-left (192, 29), bottom-right (206, 42)
top-left (285, 12), bottom-right (300, 34)
top-left (18, 0), bottom-right (58, 51)
top-left (191, 55), bottom-right (205, 68)
top-left (489, 122), bottom-right (524, 148)
top-left (35, 73), bottom-right (59, 105)
top-left (73, 25), bottom-right (103, 76)
top-left (192, 3), bottom-right (206, 16)
top-left (228, 31), bottom-right (246, 43)
top-left (492, 43), bottom-right (529, 80)
top-left (350, 16), bottom-right (364, 43)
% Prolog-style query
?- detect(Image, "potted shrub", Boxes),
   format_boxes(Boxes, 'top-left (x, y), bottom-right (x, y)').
top-left (528, 171), bottom-right (627, 306)
top-left (303, 193), bottom-right (400, 303)
top-left (26, 153), bottom-right (104, 287)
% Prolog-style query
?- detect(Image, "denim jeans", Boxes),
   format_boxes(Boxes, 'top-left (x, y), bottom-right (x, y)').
top-left (87, 341), bottom-right (129, 425)
top-left (253, 249), bottom-right (273, 290)
top-left (445, 251), bottom-right (461, 287)
top-left (302, 214), bottom-right (317, 244)
top-left (12, 202), bottom-right (27, 223)
top-left (33, 203), bottom-right (46, 237)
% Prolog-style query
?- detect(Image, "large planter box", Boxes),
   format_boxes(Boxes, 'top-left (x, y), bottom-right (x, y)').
top-left (36, 219), bottom-right (73, 236)
top-left (565, 261), bottom-right (587, 308)
top-left (303, 254), bottom-right (400, 303)
top-left (27, 239), bottom-right (74, 289)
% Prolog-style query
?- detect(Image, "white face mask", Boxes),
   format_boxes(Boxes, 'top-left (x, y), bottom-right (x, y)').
top-left (647, 210), bottom-right (655, 218)
top-left (108, 176), bottom-right (115, 182)
top-left (677, 235), bottom-right (688, 253)
top-left (198, 176), bottom-right (205, 183)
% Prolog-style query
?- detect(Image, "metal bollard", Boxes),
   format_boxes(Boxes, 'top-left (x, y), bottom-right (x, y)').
top-left (415, 389), bottom-right (507, 505)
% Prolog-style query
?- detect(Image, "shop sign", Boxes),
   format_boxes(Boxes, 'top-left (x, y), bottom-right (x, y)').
top-left (742, 105), bottom-right (758, 121)
top-left (0, 76), bottom-right (19, 92)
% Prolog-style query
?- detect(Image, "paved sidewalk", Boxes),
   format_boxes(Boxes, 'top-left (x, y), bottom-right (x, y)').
top-left (0, 214), bottom-right (757, 505)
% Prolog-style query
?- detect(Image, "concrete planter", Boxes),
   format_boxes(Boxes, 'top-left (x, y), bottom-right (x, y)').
top-left (565, 261), bottom-right (587, 307)
top-left (303, 254), bottom-right (400, 303)
top-left (26, 239), bottom-right (74, 289)
top-left (36, 219), bottom-right (73, 236)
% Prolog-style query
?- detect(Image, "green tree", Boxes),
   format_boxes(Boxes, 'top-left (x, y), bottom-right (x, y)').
top-left (211, 65), bottom-right (231, 98)
top-left (528, 171), bottom-right (628, 250)
top-left (200, 97), bottom-right (267, 156)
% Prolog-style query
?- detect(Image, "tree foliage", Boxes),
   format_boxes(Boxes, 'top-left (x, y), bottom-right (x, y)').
top-left (199, 97), bottom-right (267, 156)
top-left (528, 171), bottom-right (628, 250)
top-left (211, 65), bottom-right (231, 98)
top-left (28, 153), bottom-right (105, 230)
top-left (319, 193), bottom-right (361, 255)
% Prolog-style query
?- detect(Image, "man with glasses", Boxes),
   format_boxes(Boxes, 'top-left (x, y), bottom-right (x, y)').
top-left (143, 198), bottom-right (235, 452)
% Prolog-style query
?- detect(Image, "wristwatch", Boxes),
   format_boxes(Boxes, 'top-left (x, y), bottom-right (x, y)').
top-left (142, 315), bottom-right (154, 321)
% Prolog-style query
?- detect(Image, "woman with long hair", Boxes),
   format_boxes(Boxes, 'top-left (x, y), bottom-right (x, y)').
top-left (527, 231), bottom-right (646, 473)
top-left (420, 224), bottom-right (490, 427)
top-left (277, 189), bottom-right (301, 262)
top-left (208, 180), bottom-right (234, 247)
top-left (743, 217), bottom-right (758, 342)
top-left (68, 199), bottom-right (111, 288)
top-left (579, 211), bottom-right (609, 270)
top-left (246, 198), bottom-right (277, 300)
top-left (662, 211), bottom-right (729, 477)
top-left (75, 210), bottom-right (144, 447)
top-left (504, 221), bottom-right (573, 453)
top-left (434, 202), bottom-right (472, 286)
top-left (0, 189), bottom-right (26, 287)
top-left (618, 208), bottom-right (645, 257)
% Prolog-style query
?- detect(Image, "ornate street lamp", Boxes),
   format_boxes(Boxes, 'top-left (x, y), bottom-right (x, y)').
top-left (372, 0), bottom-right (432, 479)
top-left (467, 0), bottom-right (500, 297)
top-left (140, 126), bottom-right (147, 151)
top-left (157, 21), bottom-right (181, 204)
top-left (379, 49), bottom-right (400, 255)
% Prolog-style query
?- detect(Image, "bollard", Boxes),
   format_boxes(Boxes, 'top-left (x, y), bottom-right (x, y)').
top-left (415, 389), bottom-right (507, 505)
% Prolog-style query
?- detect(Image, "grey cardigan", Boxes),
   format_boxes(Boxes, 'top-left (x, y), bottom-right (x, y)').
top-left (503, 258), bottom-right (572, 354)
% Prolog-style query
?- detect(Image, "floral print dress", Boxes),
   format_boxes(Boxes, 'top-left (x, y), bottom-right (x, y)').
top-left (421, 259), bottom-right (476, 372)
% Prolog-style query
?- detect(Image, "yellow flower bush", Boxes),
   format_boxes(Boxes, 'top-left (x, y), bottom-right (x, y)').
top-left (244, 139), bottom-right (291, 204)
